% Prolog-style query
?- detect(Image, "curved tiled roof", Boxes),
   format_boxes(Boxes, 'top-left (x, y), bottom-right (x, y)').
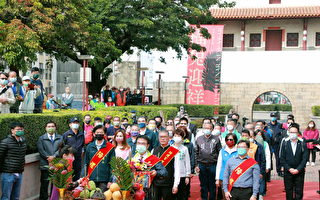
top-left (210, 6), bottom-right (320, 20)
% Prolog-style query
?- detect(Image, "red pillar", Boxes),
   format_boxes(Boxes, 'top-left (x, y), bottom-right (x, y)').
top-left (303, 19), bottom-right (308, 51)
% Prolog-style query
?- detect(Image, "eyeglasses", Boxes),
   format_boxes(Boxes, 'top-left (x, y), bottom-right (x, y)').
top-left (0, 78), bottom-right (7, 80)
top-left (226, 139), bottom-right (234, 141)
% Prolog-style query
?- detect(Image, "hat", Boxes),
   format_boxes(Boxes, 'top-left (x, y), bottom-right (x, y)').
top-left (131, 110), bottom-right (136, 113)
top-left (88, 95), bottom-right (93, 99)
top-left (270, 112), bottom-right (276, 117)
top-left (69, 117), bottom-right (80, 123)
top-left (22, 76), bottom-right (31, 81)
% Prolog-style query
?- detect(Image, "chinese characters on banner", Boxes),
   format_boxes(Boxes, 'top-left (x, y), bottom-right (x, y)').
top-left (187, 25), bottom-right (224, 105)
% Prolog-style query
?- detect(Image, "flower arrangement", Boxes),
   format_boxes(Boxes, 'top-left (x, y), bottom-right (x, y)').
top-left (48, 158), bottom-right (74, 189)
top-left (128, 157), bottom-right (153, 171)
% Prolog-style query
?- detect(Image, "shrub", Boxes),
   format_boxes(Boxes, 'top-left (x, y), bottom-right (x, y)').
top-left (0, 110), bottom-right (128, 154)
top-left (253, 104), bottom-right (292, 112)
top-left (312, 106), bottom-right (320, 116)
top-left (98, 106), bottom-right (178, 120)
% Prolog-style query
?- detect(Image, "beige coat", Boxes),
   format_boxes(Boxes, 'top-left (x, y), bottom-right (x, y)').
top-left (0, 86), bottom-right (16, 113)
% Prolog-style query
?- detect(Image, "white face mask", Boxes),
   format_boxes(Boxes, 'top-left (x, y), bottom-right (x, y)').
top-left (173, 136), bottom-right (182, 144)
top-left (289, 133), bottom-right (298, 140)
top-left (308, 124), bottom-right (314, 128)
top-left (249, 138), bottom-right (254, 143)
top-left (227, 125), bottom-right (234, 131)
top-left (212, 129), bottom-right (221, 136)
top-left (71, 123), bottom-right (79, 130)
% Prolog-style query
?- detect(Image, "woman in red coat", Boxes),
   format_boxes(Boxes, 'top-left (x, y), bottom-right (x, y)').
top-left (303, 120), bottom-right (319, 166)
top-left (115, 87), bottom-right (127, 106)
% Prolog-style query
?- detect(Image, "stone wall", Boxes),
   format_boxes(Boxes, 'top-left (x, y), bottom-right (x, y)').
top-left (153, 82), bottom-right (185, 105)
top-left (220, 82), bottom-right (320, 126)
top-left (0, 153), bottom-right (41, 200)
top-left (106, 61), bottom-right (140, 90)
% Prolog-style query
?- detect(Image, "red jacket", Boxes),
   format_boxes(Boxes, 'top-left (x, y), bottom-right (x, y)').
top-left (303, 129), bottom-right (319, 149)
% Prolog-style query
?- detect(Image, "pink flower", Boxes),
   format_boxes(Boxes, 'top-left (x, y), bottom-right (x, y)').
top-left (61, 170), bottom-right (67, 175)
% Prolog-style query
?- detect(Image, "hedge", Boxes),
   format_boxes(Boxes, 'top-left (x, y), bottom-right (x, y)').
top-left (253, 104), bottom-right (292, 112)
top-left (0, 110), bottom-right (128, 154)
top-left (164, 104), bottom-right (233, 117)
top-left (312, 106), bottom-right (320, 116)
top-left (98, 106), bottom-right (178, 120)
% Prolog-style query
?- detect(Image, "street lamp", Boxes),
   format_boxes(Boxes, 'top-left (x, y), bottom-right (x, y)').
top-left (77, 54), bottom-right (94, 111)
top-left (182, 76), bottom-right (189, 104)
top-left (155, 71), bottom-right (164, 105)
top-left (138, 67), bottom-right (149, 105)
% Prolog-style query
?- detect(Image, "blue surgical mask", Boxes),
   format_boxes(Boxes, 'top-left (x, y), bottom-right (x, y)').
top-left (271, 117), bottom-right (277, 122)
top-left (138, 123), bottom-right (146, 128)
top-left (0, 79), bottom-right (8, 85)
top-left (136, 144), bottom-right (147, 154)
top-left (237, 148), bottom-right (247, 156)
top-left (131, 131), bottom-right (139, 137)
top-left (204, 129), bottom-right (211, 136)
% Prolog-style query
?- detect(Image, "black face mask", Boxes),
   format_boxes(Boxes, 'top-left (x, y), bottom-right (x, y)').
top-left (85, 120), bottom-right (91, 124)
top-left (156, 121), bottom-right (161, 128)
top-left (95, 134), bottom-right (104, 141)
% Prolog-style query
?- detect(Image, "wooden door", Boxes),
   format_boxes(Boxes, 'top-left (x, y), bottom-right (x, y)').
top-left (265, 30), bottom-right (282, 51)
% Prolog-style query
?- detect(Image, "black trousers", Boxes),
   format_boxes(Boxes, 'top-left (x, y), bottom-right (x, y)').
top-left (174, 177), bottom-right (188, 200)
top-left (308, 149), bottom-right (316, 162)
top-left (230, 187), bottom-right (253, 200)
top-left (39, 170), bottom-right (50, 200)
top-left (73, 158), bottom-right (82, 181)
top-left (274, 145), bottom-right (282, 173)
top-left (284, 171), bottom-right (305, 200)
top-left (153, 185), bottom-right (173, 200)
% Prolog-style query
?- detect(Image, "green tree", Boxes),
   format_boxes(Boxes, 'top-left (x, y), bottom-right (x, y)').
top-left (0, 0), bottom-right (233, 93)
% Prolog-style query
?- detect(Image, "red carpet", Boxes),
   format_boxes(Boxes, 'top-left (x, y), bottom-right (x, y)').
top-left (189, 177), bottom-right (319, 200)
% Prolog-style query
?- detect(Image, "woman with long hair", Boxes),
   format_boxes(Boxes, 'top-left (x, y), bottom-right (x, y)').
top-left (303, 120), bottom-right (319, 166)
top-left (113, 129), bottom-right (131, 160)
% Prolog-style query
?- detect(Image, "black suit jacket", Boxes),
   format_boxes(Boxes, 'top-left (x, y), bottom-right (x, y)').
top-left (188, 123), bottom-right (197, 140)
top-left (280, 138), bottom-right (308, 172)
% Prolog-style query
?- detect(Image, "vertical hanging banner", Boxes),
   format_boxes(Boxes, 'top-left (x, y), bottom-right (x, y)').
top-left (187, 25), bottom-right (224, 105)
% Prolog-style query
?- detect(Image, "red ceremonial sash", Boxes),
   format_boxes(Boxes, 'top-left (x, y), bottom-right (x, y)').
top-left (159, 146), bottom-right (179, 167)
top-left (228, 158), bottom-right (257, 192)
top-left (87, 142), bottom-right (114, 177)
top-left (145, 155), bottom-right (161, 168)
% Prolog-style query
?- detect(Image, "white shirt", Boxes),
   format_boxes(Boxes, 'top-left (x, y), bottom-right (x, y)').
top-left (290, 140), bottom-right (298, 156)
top-left (264, 142), bottom-right (271, 170)
top-left (172, 144), bottom-right (191, 178)
top-left (47, 133), bottom-right (55, 141)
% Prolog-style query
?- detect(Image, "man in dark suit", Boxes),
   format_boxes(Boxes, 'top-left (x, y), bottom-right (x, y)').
top-left (280, 123), bottom-right (308, 200)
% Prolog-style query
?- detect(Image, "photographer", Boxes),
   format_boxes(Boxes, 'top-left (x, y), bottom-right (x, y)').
top-left (19, 76), bottom-right (41, 114)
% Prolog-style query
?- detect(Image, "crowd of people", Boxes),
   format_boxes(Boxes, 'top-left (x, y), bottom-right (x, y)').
top-left (88, 85), bottom-right (145, 110)
top-left (0, 68), bottom-right (75, 114)
top-left (0, 110), bottom-right (319, 200)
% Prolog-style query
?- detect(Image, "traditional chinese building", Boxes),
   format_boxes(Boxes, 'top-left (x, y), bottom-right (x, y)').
top-left (211, 0), bottom-right (320, 51)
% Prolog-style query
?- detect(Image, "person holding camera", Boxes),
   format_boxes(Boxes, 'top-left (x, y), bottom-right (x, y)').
top-left (0, 72), bottom-right (16, 114)
top-left (19, 76), bottom-right (41, 114)
top-left (30, 67), bottom-right (44, 113)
